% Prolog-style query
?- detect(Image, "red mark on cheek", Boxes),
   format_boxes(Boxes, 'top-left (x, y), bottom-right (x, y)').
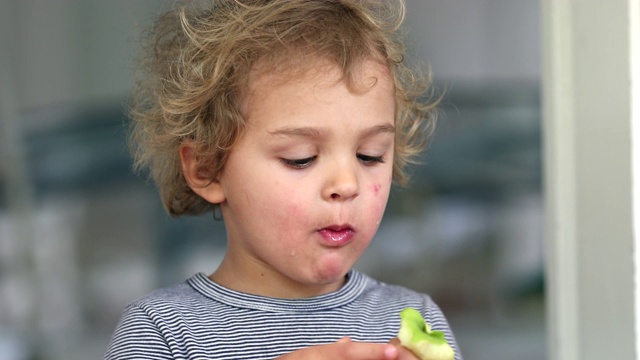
top-left (372, 184), bottom-right (381, 195)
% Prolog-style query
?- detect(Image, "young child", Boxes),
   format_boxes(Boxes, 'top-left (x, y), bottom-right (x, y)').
top-left (105, 0), bottom-right (462, 359)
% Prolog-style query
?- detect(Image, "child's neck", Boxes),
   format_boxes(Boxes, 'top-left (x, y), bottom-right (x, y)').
top-left (209, 257), bottom-right (347, 299)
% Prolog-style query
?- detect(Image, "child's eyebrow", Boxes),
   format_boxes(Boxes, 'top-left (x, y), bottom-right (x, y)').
top-left (361, 123), bottom-right (396, 138)
top-left (268, 126), bottom-right (325, 138)
top-left (268, 123), bottom-right (395, 138)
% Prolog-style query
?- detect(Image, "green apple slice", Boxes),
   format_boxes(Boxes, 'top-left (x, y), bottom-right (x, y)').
top-left (397, 308), bottom-right (454, 360)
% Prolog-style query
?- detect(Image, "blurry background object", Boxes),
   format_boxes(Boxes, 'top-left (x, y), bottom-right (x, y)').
top-left (0, 1), bottom-right (543, 359)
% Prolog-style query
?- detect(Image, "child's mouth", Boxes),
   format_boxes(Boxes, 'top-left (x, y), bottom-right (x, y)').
top-left (318, 226), bottom-right (355, 247)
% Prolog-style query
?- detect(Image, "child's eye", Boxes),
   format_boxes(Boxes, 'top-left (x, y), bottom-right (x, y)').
top-left (357, 153), bottom-right (385, 165)
top-left (280, 156), bottom-right (317, 169)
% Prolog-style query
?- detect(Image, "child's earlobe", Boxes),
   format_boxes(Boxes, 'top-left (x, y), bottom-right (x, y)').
top-left (179, 144), bottom-right (226, 204)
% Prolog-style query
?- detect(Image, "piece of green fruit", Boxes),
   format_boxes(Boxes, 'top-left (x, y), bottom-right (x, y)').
top-left (397, 308), bottom-right (454, 360)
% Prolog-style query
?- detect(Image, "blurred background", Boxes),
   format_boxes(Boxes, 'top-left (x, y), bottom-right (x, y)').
top-left (0, 1), bottom-right (543, 359)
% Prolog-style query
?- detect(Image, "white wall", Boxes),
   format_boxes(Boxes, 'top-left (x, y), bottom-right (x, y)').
top-left (2, 0), bottom-right (172, 111)
top-left (405, 0), bottom-right (540, 83)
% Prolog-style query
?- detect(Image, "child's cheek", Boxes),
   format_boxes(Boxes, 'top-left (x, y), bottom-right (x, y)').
top-left (370, 182), bottom-right (391, 223)
top-left (279, 195), bottom-right (309, 228)
top-left (282, 200), bottom-right (303, 220)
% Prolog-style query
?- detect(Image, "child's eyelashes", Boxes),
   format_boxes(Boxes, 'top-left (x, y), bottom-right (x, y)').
top-left (280, 156), bottom-right (317, 169)
top-left (357, 153), bottom-right (385, 165)
top-left (280, 154), bottom-right (385, 169)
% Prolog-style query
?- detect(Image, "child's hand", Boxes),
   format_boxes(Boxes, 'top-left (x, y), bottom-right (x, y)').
top-left (277, 336), bottom-right (401, 360)
top-left (389, 337), bottom-right (420, 360)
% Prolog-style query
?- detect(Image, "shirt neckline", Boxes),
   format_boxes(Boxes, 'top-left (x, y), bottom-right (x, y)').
top-left (187, 270), bottom-right (368, 313)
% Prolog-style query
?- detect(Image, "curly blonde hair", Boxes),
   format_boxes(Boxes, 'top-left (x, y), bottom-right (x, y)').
top-left (130, 0), bottom-right (438, 216)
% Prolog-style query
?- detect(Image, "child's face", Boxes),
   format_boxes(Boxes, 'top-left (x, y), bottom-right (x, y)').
top-left (214, 60), bottom-right (395, 297)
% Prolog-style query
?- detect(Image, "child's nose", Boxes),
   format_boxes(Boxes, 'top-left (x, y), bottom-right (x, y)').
top-left (322, 162), bottom-right (360, 201)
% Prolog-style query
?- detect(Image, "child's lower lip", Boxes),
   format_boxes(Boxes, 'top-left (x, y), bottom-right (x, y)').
top-left (318, 228), bottom-right (355, 246)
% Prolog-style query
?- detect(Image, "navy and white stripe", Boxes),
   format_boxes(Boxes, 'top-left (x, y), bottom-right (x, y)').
top-left (104, 270), bottom-right (463, 360)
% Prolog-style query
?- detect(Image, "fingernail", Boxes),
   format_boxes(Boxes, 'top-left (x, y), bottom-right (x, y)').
top-left (384, 345), bottom-right (398, 359)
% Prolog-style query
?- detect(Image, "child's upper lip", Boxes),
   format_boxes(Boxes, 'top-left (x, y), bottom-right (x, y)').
top-left (320, 223), bottom-right (355, 232)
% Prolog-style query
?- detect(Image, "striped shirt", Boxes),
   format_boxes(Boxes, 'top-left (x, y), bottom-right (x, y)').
top-left (104, 270), bottom-right (462, 360)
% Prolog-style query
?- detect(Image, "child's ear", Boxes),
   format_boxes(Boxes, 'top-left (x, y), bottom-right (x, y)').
top-left (179, 144), bottom-right (226, 204)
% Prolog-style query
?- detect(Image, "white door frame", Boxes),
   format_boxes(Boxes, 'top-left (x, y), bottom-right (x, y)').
top-left (543, 0), bottom-right (640, 359)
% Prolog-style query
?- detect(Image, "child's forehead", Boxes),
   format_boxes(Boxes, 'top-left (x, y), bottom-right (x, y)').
top-left (237, 57), bottom-right (395, 121)
top-left (244, 57), bottom-right (392, 94)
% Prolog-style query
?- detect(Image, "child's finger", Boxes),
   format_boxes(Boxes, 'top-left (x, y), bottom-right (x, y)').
top-left (337, 336), bottom-right (352, 344)
top-left (388, 337), bottom-right (401, 346)
top-left (341, 341), bottom-right (399, 360)
top-left (388, 338), bottom-right (420, 360)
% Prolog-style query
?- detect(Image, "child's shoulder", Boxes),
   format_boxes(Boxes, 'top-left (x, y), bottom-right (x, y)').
top-left (124, 273), bottom-right (211, 314)
top-left (356, 270), bottom-right (436, 309)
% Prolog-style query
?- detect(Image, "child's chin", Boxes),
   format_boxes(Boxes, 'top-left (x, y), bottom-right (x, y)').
top-left (312, 257), bottom-right (352, 284)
